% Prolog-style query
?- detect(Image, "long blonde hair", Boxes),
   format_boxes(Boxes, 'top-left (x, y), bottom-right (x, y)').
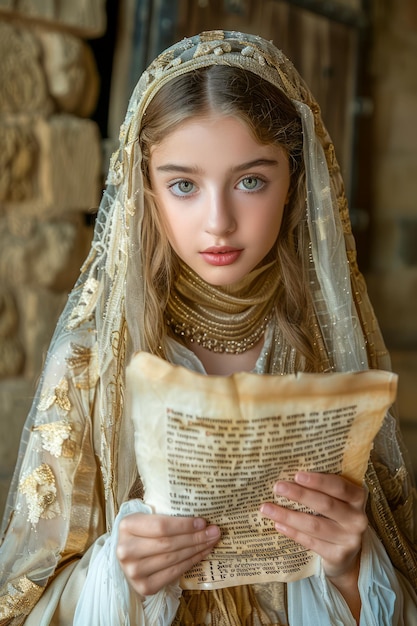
top-left (139, 65), bottom-right (317, 366)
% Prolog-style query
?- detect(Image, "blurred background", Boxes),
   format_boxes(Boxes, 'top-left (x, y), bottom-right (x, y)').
top-left (0, 0), bottom-right (416, 517)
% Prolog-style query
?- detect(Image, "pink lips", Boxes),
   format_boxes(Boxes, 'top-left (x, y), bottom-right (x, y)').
top-left (200, 246), bottom-right (243, 266)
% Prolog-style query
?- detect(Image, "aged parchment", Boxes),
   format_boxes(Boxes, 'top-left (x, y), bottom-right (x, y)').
top-left (127, 352), bottom-right (397, 589)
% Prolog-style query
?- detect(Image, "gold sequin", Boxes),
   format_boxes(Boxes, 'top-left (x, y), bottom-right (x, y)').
top-left (19, 463), bottom-right (60, 525)
top-left (38, 376), bottom-right (71, 413)
top-left (193, 41), bottom-right (232, 59)
top-left (0, 576), bottom-right (43, 619)
top-left (34, 420), bottom-right (72, 458)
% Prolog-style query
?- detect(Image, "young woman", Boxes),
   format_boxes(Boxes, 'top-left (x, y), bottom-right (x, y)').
top-left (0, 30), bottom-right (416, 625)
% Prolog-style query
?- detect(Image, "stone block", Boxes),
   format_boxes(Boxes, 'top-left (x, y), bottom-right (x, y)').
top-left (0, 21), bottom-right (53, 115)
top-left (0, 378), bottom-right (34, 518)
top-left (0, 287), bottom-right (24, 377)
top-left (35, 115), bottom-right (102, 214)
top-left (0, 213), bottom-right (87, 288)
top-left (37, 30), bottom-right (100, 117)
top-left (15, 285), bottom-right (68, 381)
top-left (0, 121), bottom-right (39, 202)
top-left (0, 115), bottom-right (101, 213)
top-left (0, 378), bottom-right (33, 470)
top-left (0, 0), bottom-right (106, 38)
top-left (0, 476), bottom-right (11, 522)
top-left (0, 0), bottom-right (55, 20)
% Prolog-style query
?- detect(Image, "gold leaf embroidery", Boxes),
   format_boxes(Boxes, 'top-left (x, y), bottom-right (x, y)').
top-left (0, 576), bottom-right (43, 619)
top-left (34, 420), bottom-right (72, 458)
top-left (19, 463), bottom-right (60, 525)
top-left (66, 342), bottom-right (98, 390)
top-left (66, 342), bottom-right (91, 369)
top-left (66, 276), bottom-right (99, 330)
top-left (38, 376), bottom-right (71, 413)
top-left (55, 377), bottom-right (71, 411)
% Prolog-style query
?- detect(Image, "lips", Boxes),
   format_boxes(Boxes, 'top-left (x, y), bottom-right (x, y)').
top-left (200, 246), bottom-right (243, 266)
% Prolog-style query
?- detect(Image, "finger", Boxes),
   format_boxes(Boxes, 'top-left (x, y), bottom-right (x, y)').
top-left (128, 538), bottom-right (217, 580)
top-left (117, 523), bottom-right (220, 561)
top-left (129, 545), bottom-right (215, 597)
top-left (294, 472), bottom-right (367, 508)
top-left (259, 501), bottom-right (363, 566)
top-left (272, 476), bottom-right (367, 523)
top-left (260, 501), bottom-right (343, 543)
top-left (119, 512), bottom-right (210, 539)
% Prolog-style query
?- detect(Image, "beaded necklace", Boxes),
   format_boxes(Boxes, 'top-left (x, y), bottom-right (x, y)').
top-left (165, 260), bottom-right (280, 354)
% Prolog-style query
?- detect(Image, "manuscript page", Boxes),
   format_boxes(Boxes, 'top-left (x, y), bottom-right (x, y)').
top-left (126, 352), bottom-right (397, 589)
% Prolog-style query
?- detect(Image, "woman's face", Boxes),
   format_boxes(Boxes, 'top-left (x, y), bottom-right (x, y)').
top-left (149, 114), bottom-right (291, 286)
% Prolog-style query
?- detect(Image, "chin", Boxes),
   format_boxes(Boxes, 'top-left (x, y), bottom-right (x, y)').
top-left (200, 270), bottom-right (248, 287)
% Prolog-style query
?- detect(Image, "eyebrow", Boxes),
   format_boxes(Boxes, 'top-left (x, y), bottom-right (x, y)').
top-left (155, 158), bottom-right (280, 174)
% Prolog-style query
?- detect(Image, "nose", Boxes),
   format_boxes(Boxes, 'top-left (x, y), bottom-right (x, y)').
top-left (204, 189), bottom-right (236, 236)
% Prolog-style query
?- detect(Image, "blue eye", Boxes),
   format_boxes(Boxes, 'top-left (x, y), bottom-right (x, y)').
top-left (237, 176), bottom-right (265, 191)
top-left (169, 180), bottom-right (196, 196)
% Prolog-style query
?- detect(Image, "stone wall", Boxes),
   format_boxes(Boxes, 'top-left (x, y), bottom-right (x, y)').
top-left (0, 1), bottom-right (105, 515)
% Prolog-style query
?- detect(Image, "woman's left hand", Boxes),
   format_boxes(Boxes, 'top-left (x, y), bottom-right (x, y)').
top-left (259, 471), bottom-right (368, 580)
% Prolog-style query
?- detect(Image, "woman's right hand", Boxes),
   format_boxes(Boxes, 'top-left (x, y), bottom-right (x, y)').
top-left (116, 512), bottom-right (221, 597)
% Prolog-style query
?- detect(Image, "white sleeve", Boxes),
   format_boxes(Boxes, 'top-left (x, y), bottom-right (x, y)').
top-left (287, 526), bottom-right (417, 625)
top-left (74, 499), bottom-right (182, 626)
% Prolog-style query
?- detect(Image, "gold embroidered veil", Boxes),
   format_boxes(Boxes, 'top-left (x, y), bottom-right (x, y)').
top-left (1, 30), bottom-right (416, 621)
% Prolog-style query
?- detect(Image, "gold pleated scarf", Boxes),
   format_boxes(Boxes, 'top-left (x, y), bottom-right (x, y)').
top-left (165, 260), bottom-right (281, 354)
top-left (173, 585), bottom-right (286, 626)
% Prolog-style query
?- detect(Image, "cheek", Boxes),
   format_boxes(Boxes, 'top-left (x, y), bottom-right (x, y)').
top-left (258, 205), bottom-right (285, 242)
top-left (154, 195), bottom-right (178, 237)
top-left (158, 208), bottom-right (191, 254)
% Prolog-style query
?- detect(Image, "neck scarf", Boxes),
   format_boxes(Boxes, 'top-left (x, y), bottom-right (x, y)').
top-left (165, 260), bottom-right (280, 353)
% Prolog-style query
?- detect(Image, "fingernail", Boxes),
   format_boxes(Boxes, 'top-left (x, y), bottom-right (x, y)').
top-left (206, 525), bottom-right (220, 539)
top-left (273, 482), bottom-right (288, 495)
top-left (193, 518), bottom-right (206, 530)
top-left (260, 503), bottom-right (274, 516)
top-left (295, 472), bottom-right (309, 484)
